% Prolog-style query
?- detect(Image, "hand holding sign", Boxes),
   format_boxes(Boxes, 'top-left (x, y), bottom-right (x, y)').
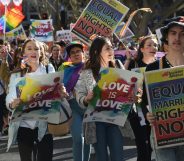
top-left (146, 112), bottom-right (155, 126)
top-left (59, 83), bottom-right (69, 98)
top-left (84, 91), bottom-right (94, 105)
top-left (10, 98), bottom-right (22, 109)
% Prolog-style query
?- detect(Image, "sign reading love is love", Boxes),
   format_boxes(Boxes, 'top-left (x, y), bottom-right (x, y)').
top-left (83, 67), bottom-right (143, 126)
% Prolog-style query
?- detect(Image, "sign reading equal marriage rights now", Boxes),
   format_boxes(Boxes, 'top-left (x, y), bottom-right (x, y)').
top-left (145, 66), bottom-right (184, 149)
top-left (71, 0), bottom-right (129, 45)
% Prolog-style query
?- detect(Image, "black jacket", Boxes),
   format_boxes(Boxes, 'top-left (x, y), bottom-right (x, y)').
top-left (141, 56), bottom-right (171, 119)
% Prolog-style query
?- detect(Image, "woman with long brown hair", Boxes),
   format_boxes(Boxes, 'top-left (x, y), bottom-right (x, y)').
top-left (6, 38), bottom-right (67, 161)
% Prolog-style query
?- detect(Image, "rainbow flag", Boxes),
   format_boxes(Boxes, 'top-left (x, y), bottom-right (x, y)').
top-left (0, 16), bottom-right (14, 33)
top-left (6, 8), bottom-right (24, 29)
top-left (0, 17), bottom-right (4, 32)
top-left (5, 25), bottom-right (27, 40)
top-left (59, 62), bottom-right (84, 93)
top-left (0, 7), bottom-right (24, 33)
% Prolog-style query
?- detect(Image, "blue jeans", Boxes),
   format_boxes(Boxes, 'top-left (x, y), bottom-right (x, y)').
top-left (155, 145), bottom-right (184, 161)
top-left (68, 99), bottom-right (91, 161)
top-left (94, 122), bottom-right (123, 161)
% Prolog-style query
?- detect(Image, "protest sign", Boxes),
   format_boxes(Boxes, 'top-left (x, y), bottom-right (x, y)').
top-left (83, 67), bottom-right (143, 126)
top-left (114, 50), bottom-right (164, 64)
top-left (155, 28), bottom-right (162, 46)
top-left (131, 67), bottom-right (146, 74)
top-left (11, 72), bottom-right (71, 124)
top-left (131, 67), bottom-right (146, 126)
top-left (145, 66), bottom-right (184, 148)
top-left (156, 52), bottom-right (165, 58)
top-left (71, 0), bottom-right (129, 45)
top-left (114, 50), bottom-right (137, 56)
top-left (4, 24), bottom-right (27, 40)
top-left (115, 22), bottom-right (134, 40)
top-left (56, 30), bottom-right (72, 43)
top-left (30, 19), bottom-right (53, 42)
top-left (114, 50), bottom-right (137, 64)
top-left (70, 23), bottom-right (78, 41)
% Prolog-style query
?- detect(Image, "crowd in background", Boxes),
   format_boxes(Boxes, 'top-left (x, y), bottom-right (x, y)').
top-left (0, 15), bottom-right (183, 161)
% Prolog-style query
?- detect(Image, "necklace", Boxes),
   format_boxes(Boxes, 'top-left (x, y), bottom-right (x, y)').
top-left (165, 57), bottom-right (173, 67)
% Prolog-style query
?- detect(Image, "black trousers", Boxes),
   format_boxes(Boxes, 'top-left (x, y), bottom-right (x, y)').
top-left (0, 93), bottom-right (6, 133)
top-left (129, 111), bottom-right (152, 161)
top-left (17, 127), bottom-right (53, 161)
top-left (0, 102), bottom-right (3, 133)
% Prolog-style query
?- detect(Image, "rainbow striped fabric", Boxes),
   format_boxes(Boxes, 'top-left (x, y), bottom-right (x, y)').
top-left (6, 8), bottom-right (24, 28)
top-left (58, 62), bottom-right (84, 93)
top-left (0, 7), bottom-right (24, 33)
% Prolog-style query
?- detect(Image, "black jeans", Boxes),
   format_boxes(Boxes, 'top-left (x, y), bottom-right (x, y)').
top-left (129, 111), bottom-right (152, 161)
top-left (17, 127), bottom-right (53, 161)
top-left (0, 93), bottom-right (6, 133)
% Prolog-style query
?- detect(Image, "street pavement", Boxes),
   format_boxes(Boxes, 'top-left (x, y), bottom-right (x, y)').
top-left (0, 134), bottom-right (155, 161)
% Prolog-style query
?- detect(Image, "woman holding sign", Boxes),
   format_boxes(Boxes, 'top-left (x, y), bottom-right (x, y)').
top-left (126, 35), bottom-right (158, 161)
top-left (142, 16), bottom-right (184, 161)
top-left (0, 43), bottom-right (10, 136)
top-left (6, 38), bottom-right (68, 161)
top-left (75, 36), bottom-right (135, 161)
